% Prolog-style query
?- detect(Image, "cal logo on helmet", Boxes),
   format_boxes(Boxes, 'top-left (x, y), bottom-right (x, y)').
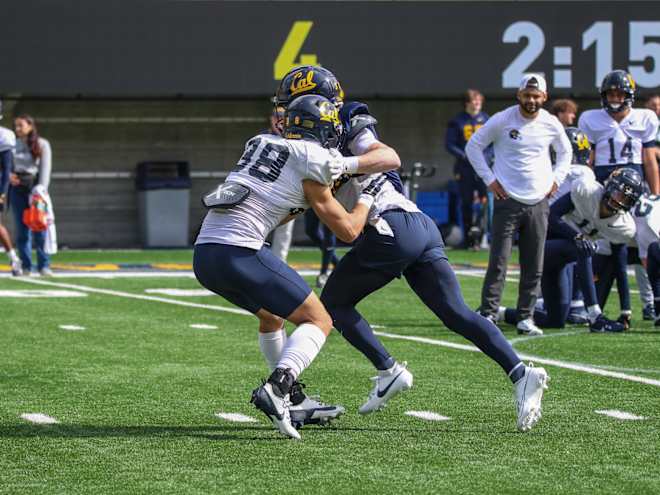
top-left (290, 71), bottom-right (317, 97)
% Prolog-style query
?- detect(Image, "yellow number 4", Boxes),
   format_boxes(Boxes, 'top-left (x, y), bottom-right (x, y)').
top-left (274, 21), bottom-right (318, 80)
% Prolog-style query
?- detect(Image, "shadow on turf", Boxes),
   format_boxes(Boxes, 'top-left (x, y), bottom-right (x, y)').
top-left (0, 424), bottom-right (293, 442)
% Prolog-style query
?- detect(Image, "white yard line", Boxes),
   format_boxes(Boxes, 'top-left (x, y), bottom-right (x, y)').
top-left (190, 324), bottom-right (218, 330)
top-left (10, 275), bottom-right (660, 388)
top-left (20, 413), bottom-right (58, 425)
top-left (214, 412), bottom-right (258, 423)
top-left (10, 276), bottom-right (251, 316)
top-left (373, 331), bottom-right (660, 388)
top-left (59, 325), bottom-right (86, 331)
top-left (594, 410), bottom-right (647, 420)
top-left (509, 330), bottom-right (588, 344)
top-left (405, 411), bottom-right (450, 421)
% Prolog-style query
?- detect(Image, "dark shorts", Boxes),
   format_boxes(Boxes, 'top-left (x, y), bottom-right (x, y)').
top-left (351, 210), bottom-right (447, 277)
top-left (594, 164), bottom-right (643, 184)
top-left (193, 243), bottom-right (312, 317)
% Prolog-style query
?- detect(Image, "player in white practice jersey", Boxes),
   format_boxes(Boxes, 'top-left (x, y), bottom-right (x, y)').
top-left (578, 70), bottom-right (659, 326)
top-left (193, 95), bottom-right (387, 439)
top-left (0, 100), bottom-right (22, 275)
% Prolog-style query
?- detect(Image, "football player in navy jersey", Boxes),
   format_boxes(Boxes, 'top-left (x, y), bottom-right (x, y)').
top-left (272, 66), bottom-right (549, 432)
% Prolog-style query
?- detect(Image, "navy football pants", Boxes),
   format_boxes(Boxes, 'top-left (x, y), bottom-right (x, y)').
top-left (321, 210), bottom-right (522, 378)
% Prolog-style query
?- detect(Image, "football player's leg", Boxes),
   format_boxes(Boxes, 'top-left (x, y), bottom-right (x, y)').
top-left (0, 224), bottom-right (21, 275)
top-left (629, 246), bottom-right (655, 319)
top-left (320, 224), bottom-right (338, 275)
top-left (646, 242), bottom-right (660, 324)
top-left (405, 257), bottom-right (524, 381)
top-left (594, 253), bottom-right (616, 309)
top-left (405, 257), bottom-right (551, 431)
top-left (611, 243), bottom-right (632, 327)
top-left (321, 249), bottom-right (396, 371)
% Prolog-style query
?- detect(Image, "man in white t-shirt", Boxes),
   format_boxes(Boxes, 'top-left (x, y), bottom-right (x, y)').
top-left (466, 74), bottom-right (572, 336)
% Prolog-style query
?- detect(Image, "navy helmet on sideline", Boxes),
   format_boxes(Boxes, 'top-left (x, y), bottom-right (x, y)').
top-left (275, 66), bottom-right (344, 108)
top-left (283, 94), bottom-right (342, 148)
top-left (565, 127), bottom-right (591, 165)
top-left (603, 167), bottom-right (643, 212)
top-left (600, 70), bottom-right (636, 114)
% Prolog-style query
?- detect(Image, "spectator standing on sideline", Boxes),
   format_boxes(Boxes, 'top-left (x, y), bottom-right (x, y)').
top-left (445, 89), bottom-right (490, 249)
top-left (466, 74), bottom-right (572, 336)
top-left (550, 99), bottom-right (578, 127)
top-left (9, 114), bottom-right (53, 276)
top-left (263, 105), bottom-right (296, 262)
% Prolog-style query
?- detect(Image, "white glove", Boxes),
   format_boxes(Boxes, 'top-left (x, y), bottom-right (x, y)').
top-left (325, 149), bottom-right (359, 180)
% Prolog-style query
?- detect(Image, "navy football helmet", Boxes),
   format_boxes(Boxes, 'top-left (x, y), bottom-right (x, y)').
top-left (603, 167), bottom-right (643, 212)
top-left (600, 70), bottom-right (636, 114)
top-left (274, 66), bottom-right (344, 108)
top-left (565, 127), bottom-right (591, 165)
top-left (283, 94), bottom-right (342, 148)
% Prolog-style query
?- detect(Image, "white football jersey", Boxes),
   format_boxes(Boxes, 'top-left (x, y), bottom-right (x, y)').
top-left (550, 165), bottom-right (594, 206)
top-left (632, 194), bottom-right (660, 258)
top-left (564, 175), bottom-right (636, 244)
top-left (196, 134), bottom-right (334, 250)
top-left (333, 174), bottom-right (419, 226)
top-left (578, 108), bottom-right (658, 167)
top-left (0, 126), bottom-right (16, 153)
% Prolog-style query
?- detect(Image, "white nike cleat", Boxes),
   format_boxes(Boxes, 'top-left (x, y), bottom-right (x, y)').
top-left (289, 396), bottom-right (346, 428)
top-left (514, 363), bottom-right (549, 432)
top-left (251, 382), bottom-right (301, 440)
top-left (359, 361), bottom-right (413, 415)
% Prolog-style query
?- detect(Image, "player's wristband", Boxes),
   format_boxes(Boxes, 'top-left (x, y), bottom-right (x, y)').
top-left (344, 156), bottom-right (360, 174)
top-left (357, 194), bottom-right (375, 209)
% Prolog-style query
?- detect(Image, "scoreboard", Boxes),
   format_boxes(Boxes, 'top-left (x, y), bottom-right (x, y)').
top-left (2, 1), bottom-right (659, 97)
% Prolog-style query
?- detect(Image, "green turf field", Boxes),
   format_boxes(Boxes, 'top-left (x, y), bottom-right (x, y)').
top-left (0, 249), bottom-right (657, 494)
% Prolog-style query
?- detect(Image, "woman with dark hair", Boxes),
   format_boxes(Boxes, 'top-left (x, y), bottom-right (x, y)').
top-left (9, 114), bottom-right (53, 276)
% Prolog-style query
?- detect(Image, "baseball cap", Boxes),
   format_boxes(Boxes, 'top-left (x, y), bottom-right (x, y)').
top-left (519, 74), bottom-right (547, 93)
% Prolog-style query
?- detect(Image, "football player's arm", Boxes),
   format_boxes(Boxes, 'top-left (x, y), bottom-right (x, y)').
top-left (642, 146), bottom-right (660, 194)
top-left (343, 130), bottom-right (401, 175)
top-left (548, 193), bottom-right (580, 240)
top-left (302, 180), bottom-right (370, 243)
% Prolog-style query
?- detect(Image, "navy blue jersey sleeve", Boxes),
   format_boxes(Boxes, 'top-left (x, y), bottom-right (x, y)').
top-left (0, 149), bottom-right (13, 194)
top-left (445, 118), bottom-right (466, 160)
top-left (548, 193), bottom-right (580, 239)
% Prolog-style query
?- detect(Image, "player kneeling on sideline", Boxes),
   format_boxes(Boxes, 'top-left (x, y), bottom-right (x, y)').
top-left (193, 95), bottom-right (386, 439)
top-left (499, 166), bottom-right (641, 332)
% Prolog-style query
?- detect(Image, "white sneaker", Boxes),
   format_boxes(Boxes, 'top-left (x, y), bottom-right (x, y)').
top-left (289, 396), bottom-right (346, 428)
top-left (10, 259), bottom-right (23, 277)
top-left (359, 361), bottom-right (413, 414)
top-left (516, 318), bottom-right (543, 336)
top-left (39, 267), bottom-right (54, 277)
top-left (250, 382), bottom-right (300, 440)
top-left (514, 363), bottom-right (549, 432)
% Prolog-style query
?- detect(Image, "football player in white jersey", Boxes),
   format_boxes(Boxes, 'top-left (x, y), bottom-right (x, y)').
top-left (193, 95), bottom-right (387, 439)
top-left (0, 100), bottom-right (22, 276)
top-left (500, 167), bottom-right (640, 332)
top-left (632, 192), bottom-right (660, 325)
top-left (273, 68), bottom-right (548, 432)
top-left (578, 70), bottom-right (659, 326)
